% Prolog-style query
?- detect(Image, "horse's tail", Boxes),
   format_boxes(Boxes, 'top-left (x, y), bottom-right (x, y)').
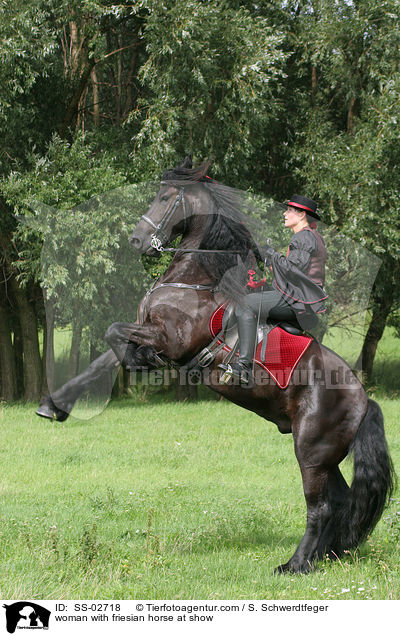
top-left (339, 398), bottom-right (395, 551)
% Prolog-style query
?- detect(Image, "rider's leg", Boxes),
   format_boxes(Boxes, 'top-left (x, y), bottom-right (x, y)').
top-left (226, 291), bottom-right (291, 382)
top-left (235, 303), bottom-right (257, 366)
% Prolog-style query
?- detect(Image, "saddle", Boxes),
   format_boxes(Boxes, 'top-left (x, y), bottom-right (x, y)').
top-left (204, 303), bottom-right (314, 389)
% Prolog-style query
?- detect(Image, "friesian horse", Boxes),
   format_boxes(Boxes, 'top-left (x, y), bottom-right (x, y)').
top-left (37, 158), bottom-right (394, 574)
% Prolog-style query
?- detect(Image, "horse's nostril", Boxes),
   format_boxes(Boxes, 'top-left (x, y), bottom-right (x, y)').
top-left (129, 236), bottom-right (142, 249)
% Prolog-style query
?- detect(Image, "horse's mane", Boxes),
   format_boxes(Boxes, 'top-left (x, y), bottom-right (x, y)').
top-left (161, 156), bottom-right (260, 301)
top-left (161, 156), bottom-right (212, 184)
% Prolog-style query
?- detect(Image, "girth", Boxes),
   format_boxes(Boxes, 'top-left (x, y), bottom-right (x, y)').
top-left (138, 281), bottom-right (214, 324)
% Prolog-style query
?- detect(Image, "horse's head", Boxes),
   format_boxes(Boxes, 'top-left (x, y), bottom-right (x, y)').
top-left (130, 156), bottom-right (212, 255)
top-left (129, 182), bottom-right (190, 255)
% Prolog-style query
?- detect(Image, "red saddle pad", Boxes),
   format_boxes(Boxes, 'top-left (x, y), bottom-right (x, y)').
top-left (255, 326), bottom-right (313, 389)
top-left (209, 303), bottom-right (227, 336)
top-left (209, 304), bottom-right (313, 389)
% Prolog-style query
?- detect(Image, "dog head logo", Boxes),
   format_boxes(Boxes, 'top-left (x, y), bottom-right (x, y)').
top-left (3, 602), bottom-right (50, 633)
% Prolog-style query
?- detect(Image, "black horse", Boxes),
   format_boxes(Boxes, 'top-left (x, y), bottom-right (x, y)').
top-left (37, 158), bottom-right (395, 573)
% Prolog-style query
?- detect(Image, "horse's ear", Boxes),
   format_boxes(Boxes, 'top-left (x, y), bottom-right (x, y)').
top-left (181, 155), bottom-right (193, 169)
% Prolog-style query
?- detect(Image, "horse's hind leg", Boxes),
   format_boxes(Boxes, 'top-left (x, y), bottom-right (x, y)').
top-left (277, 463), bottom-right (351, 573)
top-left (315, 466), bottom-right (349, 560)
top-left (276, 465), bottom-right (332, 574)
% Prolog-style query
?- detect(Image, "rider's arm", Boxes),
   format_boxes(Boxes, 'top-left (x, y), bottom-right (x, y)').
top-left (285, 230), bottom-right (317, 273)
top-left (263, 230), bottom-right (317, 277)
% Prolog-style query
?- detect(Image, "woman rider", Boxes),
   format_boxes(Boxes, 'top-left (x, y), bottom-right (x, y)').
top-left (220, 194), bottom-right (328, 384)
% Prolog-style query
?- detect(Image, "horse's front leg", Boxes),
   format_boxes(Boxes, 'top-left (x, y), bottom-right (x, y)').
top-left (104, 322), bottom-right (140, 367)
top-left (104, 321), bottom-right (172, 369)
top-left (37, 349), bottom-right (119, 421)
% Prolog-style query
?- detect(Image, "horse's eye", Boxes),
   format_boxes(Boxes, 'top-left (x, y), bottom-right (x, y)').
top-left (160, 195), bottom-right (169, 202)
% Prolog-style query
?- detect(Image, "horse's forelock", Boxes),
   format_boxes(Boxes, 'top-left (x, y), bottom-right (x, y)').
top-left (161, 158), bottom-right (211, 183)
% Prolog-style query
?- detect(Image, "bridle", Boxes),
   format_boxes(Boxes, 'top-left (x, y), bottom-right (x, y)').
top-left (138, 183), bottom-right (242, 255)
top-left (140, 185), bottom-right (187, 252)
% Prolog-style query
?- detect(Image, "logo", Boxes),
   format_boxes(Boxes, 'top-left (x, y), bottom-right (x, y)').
top-left (2, 603), bottom-right (51, 634)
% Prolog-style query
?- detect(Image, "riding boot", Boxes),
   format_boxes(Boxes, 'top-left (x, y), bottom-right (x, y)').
top-left (219, 307), bottom-right (257, 385)
top-left (231, 310), bottom-right (257, 381)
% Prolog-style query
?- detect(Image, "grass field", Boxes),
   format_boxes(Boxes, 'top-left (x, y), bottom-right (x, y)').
top-left (0, 391), bottom-right (399, 600)
top-left (1, 326), bottom-right (399, 600)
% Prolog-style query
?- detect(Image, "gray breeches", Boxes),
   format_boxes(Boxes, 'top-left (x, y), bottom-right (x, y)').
top-left (235, 290), bottom-right (295, 323)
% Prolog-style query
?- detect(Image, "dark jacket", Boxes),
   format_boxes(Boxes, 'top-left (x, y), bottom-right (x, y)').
top-left (270, 227), bottom-right (328, 315)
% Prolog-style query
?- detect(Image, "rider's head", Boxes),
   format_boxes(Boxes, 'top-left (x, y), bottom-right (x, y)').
top-left (287, 195), bottom-right (319, 219)
top-left (284, 195), bottom-right (320, 232)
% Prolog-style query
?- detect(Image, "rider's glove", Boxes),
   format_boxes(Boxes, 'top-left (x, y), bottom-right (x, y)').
top-left (259, 244), bottom-right (275, 265)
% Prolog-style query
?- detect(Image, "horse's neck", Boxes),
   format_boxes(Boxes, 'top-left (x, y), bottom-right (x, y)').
top-left (158, 215), bottom-right (212, 286)
top-left (178, 212), bottom-right (207, 250)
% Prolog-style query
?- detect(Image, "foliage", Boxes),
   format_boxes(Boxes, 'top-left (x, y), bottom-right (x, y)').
top-left (129, 0), bottom-right (287, 186)
top-left (0, 0), bottom-right (58, 171)
top-left (2, 134), bottom-right (151, 345)
top-left (289, 0), bottom-right (400, 363)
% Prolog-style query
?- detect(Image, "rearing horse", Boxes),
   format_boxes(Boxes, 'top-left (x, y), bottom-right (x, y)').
top-left (37, 159), bottom-right (394, 574)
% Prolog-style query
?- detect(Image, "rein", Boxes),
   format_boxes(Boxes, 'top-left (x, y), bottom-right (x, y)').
top-left (156, 247), bottom-right (242, 254)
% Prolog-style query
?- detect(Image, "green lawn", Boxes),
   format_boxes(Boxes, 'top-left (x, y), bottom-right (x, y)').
top-left (0, 393), bottom-right (399, 600)
top-left (324, 325), bottom-right (400, 397)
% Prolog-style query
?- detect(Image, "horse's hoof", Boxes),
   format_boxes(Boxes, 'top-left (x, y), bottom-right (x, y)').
top-left (36, 404), bottom-right (56, 420)
top-left (274, 560), bottom-right (312, 575)
top-left (36, 397), bottom-right (69, 422)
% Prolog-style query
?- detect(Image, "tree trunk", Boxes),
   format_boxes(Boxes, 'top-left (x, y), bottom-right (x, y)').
top-left (68, 320), bottom-right (82, 379)
top-left (13, 319), bottom-right (24, 398)
top-left (123, 366), bottom-right (130, 392)
top-left (61, 59), bottom-right (95, 135)
top-left (0, 299), bottom-right (17, 401)
top-left (116, 44), bottom-right (122, 125)
top-left (311, 65), bottom-right (317, 104)
top-left (124, 37), bottom-right (139, 116)
top-left (90, 342), bottom-right (102, 363)
top-left (355, 290), bottom-right (394, 380)
top-left (9, 278), bottom-right (42, 401)
top-left (91, 66), bottom-right (100, 125)
top-left (42, 298), bottom-right (55, 394)
top-left (59, 18), bottom-right (95, 136)
top-left (347, 96), bottom-right (360, 134)
top-left (69, 20), bottom-right (81, 77)
top-left (112, 366), bottom-right (124, 398)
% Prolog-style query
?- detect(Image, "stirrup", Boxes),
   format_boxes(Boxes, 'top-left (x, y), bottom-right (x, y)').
top-left (218, 361), bottom-right (251, 385)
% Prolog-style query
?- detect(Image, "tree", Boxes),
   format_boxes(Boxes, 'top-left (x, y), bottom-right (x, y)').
top-left (289, 0), bottom-right (400, 377)
top-left (128, 0), bottom-right (287, 185)
top-left (2, 134), bottom-right (152, 397)
top-left (2, 0), bottom-right (399, 399)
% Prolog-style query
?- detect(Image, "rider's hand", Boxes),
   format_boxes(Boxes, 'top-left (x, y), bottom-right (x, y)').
top-left (259, 244), bottom-right (275, 265)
